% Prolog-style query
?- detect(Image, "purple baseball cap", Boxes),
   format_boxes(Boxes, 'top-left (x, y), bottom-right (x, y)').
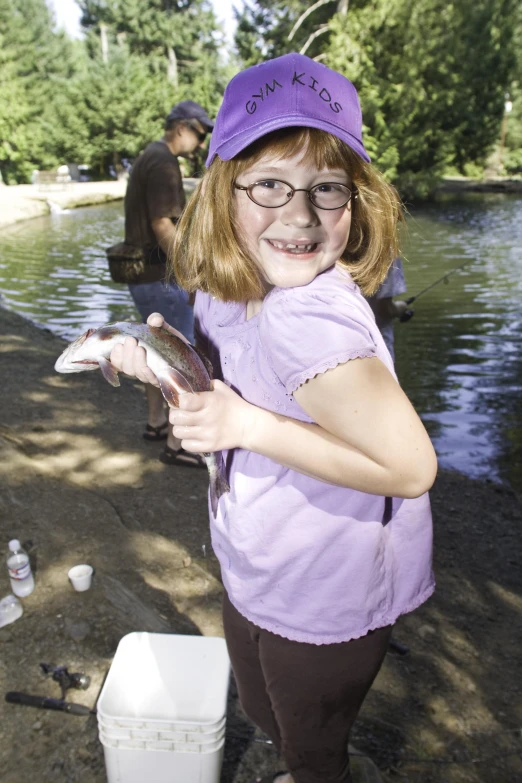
top-left (206, 52), bottom-right (370, 167)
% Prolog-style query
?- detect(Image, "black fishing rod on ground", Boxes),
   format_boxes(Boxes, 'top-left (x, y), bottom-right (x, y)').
top-left (399, 257), bottom-right (476, 323)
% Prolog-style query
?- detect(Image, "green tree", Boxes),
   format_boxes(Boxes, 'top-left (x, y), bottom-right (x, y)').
top-left (234, 0), bottom-right (518, 194)
top-left (235, 0), bottom-right (341, 65)
top-left (43, 44), bottom-right (177, 177)
top-left (73, 0), bottom-right (229, 175)
top-left (78, 0), bottom-right (225, 105)
top-left (0, 16), bottom-right (32, 183)
top-left (327, 0), bottom-right (516, 193)
top-left (0, 0), bottom-right (78, 182)
top-left (503, 4), bottom-right (522, 173)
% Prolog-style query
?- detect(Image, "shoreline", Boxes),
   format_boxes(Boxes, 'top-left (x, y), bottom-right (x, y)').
top-left (0, 180), bottom-right (127, 229)
top-left (0, 178), bottom-right (200, 229)
top-left (436, 175), bottom-right (522, 194)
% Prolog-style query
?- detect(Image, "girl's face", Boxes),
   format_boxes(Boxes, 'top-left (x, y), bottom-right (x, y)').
top-left (234, 151), bottom-right (353, 293)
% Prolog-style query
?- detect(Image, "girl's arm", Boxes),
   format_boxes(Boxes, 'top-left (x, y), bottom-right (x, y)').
top-left (110, 315), bottom-right (437, 498)
top-left (256, 357), bottom-right (436, 497)
top-left (172, 357), bottom-right (437, 499)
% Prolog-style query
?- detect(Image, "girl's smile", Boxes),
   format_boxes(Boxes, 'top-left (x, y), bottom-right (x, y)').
top-left (234, 153), bottom-right (353, 291)
top-left (265, 238), bottom-right (320, 256)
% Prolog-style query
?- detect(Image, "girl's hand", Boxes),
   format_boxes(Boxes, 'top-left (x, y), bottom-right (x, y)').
top-left (109, 312), bottom-right (188, 387)
top-left (109, 335), bottom-right (159, 386)
top-left (169, 380), bottom-right (255, 453)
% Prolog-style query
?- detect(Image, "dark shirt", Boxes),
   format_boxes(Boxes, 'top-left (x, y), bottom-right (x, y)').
top-left (124, 140), bottom-right (185, 264)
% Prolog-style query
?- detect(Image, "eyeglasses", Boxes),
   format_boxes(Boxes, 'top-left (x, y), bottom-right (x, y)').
top-left (185, 121), bottom-right (207, 144)
top-left (234, 179), bottom-right (357, 210)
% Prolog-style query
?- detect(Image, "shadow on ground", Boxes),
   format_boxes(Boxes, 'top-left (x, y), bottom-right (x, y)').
top-left (0, 306), bottom-right (521, 783)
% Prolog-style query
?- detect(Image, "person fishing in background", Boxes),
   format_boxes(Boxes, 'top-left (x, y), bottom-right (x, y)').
top-left (122, 100), bottom-right (214, 468)
top-left (366, 256), bottom-right (409, 362)
top-left (108, 53), bottom-right (437, 783)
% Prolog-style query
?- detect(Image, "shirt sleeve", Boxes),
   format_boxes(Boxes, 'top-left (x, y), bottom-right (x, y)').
top-left (260, 287), bottom-right (378, 395)
top-left (145, 152), bottom-right (185, 221)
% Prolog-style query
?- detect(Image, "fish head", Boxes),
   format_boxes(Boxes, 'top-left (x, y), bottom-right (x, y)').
top-left (54, 326), bottom-right (121, 373)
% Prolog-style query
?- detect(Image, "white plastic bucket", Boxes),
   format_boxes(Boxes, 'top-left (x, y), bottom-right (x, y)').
top-left (100, 734), bottom-right (225, 783)
top-left (97, 712), bottom-right (227, 735)
top-left (98, 716), bottom-right (226, 744)
top-left (97, 633), bottom-right (230, 726)
top-left (97, 712), bottom-right (228, 733)
top-left (99, 728), bottom-right (225, 754)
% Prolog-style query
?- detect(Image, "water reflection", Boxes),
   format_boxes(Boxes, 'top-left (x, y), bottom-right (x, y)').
top-left (396, 195), bottom-right (522, 489)
top-left (0, 197), bottom-right (521, 489)
top-left (0, 202), bottom-right (135, 336)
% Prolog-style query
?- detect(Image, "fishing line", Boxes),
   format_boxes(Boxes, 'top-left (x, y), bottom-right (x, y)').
top-left (400, 257), bottom-right (477, 323)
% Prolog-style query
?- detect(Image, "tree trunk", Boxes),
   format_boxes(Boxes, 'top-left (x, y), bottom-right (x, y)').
top-left (100, 23), bottom-right (109, 64)
top-left (167, 46), bottom-right (178, 88)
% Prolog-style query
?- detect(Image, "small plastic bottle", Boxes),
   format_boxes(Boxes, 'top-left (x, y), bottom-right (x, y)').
top-left (7, 540), bottom-right (35, 598)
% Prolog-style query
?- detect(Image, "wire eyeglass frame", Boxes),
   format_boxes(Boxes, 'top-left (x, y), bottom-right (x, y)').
top-left (234, 179), bottom-right (357, 210)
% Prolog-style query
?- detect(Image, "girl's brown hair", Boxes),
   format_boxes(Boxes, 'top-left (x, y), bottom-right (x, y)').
top-left (169, 127), bottom-right (402, 300)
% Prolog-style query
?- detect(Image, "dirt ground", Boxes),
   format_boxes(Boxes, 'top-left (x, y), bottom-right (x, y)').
top-left (0, 304), bottom-right (521, 783)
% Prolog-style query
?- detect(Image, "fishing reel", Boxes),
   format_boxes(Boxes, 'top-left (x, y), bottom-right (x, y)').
top-left (399, 308), bottom-right (415, 323)
top-left (399, 296), bottom-right (416, 323)
top-left (40, 663), bottom-right (90, 700)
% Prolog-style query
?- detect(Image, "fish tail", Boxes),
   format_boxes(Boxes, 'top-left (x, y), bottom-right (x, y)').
top-left (205, 451), bottom-right (230, 519)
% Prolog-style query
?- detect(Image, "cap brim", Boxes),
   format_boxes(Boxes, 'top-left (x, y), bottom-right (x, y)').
top-left (206, 116), bottom-right (370, 167)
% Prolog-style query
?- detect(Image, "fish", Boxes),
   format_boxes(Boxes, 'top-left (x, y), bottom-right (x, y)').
top-left (54, 322), bottom-right (229, 516)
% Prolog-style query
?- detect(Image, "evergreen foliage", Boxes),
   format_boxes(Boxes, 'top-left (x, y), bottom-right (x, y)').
top-left (503, 3), bottom-right (522, 173)
top-left (327, 0), bottom-right (517, 194)
top-left (234, 0), bottom-right (337, 64)
top-left (0, 0), bottom-right (520, 190)
top-left (0, 0), bottom-right (228, 182)
top-left (0, 0), bottom-right (77, 183)
top-left (235, 0), bottom-right (519, 196)
top-left (43, 45), bottom-right (176, 176)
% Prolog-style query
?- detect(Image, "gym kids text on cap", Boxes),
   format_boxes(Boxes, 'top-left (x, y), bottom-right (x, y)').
top-left (206, 52), bottom-right (369, 166)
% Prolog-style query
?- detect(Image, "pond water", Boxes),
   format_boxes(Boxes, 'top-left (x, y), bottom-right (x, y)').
top-left (1, 196), bottom-right (521, 490)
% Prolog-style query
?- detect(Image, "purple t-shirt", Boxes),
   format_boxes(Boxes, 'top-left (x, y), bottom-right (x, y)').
top-left (195, 264), bottom-right (434, 644)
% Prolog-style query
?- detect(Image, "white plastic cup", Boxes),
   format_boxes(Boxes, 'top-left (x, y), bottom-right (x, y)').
top-left (68, 564), bottom-right (93, 592)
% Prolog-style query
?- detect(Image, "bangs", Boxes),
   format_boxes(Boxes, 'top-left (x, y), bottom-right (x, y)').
top-left (232, 127), bottom-right (365, 178)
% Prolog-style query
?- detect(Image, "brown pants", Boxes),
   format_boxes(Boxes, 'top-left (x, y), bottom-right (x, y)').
top-left (223, 593), bottom-right (392, 783)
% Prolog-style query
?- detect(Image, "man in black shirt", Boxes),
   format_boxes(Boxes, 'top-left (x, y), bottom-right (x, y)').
top-left (124, 101), bottom-right (213, 466)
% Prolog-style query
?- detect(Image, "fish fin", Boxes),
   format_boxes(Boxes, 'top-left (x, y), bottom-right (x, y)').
top-left (98, 356), bottom-right (120, 387)
top-left (191, 344), bottom-right (214, 380)
top-left (205, 451), bottom-right (230, 518)
top-left (157, 376), bottom-right (180, 408)
top-left (79, 327), bottom-right (96, 345)
top-left (169, 366), bottom-right (195, 393)
top-left (158, 367), bottom-right (195, 408)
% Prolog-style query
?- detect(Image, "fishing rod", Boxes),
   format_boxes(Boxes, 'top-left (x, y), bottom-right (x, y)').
top-left (400, 257), bottom-right (476, 323)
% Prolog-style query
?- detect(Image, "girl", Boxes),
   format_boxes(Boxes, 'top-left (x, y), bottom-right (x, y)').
top-left (111, 53), bottom-right (437, 783)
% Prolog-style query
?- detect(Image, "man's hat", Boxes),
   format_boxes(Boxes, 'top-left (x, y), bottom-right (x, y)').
top-left (206, 53), bottom-right (369, 166)
top-left (166, 100), bottom-right (214, 130)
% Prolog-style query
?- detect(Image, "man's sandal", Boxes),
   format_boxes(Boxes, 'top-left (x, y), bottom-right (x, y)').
top-left (159, 446), bottom-right (206, 469)
top-left (143, 421), bottom-right (169, 441)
